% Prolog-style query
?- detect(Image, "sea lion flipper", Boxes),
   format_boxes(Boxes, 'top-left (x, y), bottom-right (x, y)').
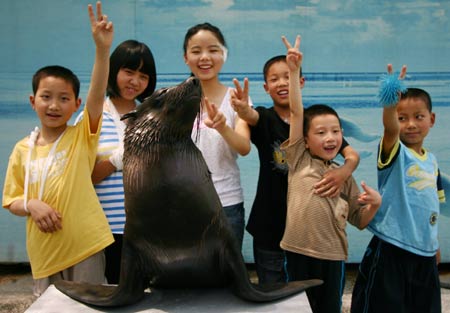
top-left (253, 279), bottom-right (323, 293)
top-left (441, 282), bottom-right (450, 289)
top-left (232, 278), bottom-right (323, 302)
top-left (121, 110), bottom-right (137, 121)
top-left (54, 280), bottom-right (145, 307)
top-left (55, 244), bottom-right (148, 307)
top-left (224, 244), bottom-right (321, 302)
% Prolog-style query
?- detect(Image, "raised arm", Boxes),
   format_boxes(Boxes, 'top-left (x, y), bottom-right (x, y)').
top-left (282, 35), bottom-right (303, 143)
top-left (381, 64), bottom-right (407, 159)
top-left (86, 1), bottom-right (113, 133)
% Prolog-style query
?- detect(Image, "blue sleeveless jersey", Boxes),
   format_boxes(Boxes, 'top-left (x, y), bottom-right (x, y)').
top-left (368, 140), bottom-right (445, 256)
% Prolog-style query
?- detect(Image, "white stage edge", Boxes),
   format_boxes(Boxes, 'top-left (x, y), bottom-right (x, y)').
top-left (26, 285), bottom-right (312, 313)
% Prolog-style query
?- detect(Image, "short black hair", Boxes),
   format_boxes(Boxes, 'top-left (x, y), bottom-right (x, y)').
top-left (32, 65), bottom-right (80, 98)
top-left (263, 55), bottom-right (302, 82)
top-left (401, 88), bottom-right (433, 112)
top-left (303, 104), bottom-right (341, 135)
top-left (107, 40), bottom-right (157, 103)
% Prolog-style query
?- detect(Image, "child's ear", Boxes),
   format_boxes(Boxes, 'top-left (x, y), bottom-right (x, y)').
top-left (75, 98), bottom-right (82, 111)
top-left (304, 136), bottom-right (309, 149)
top-left (263, 83), bottom-right (269, 94)
top-left (184, 54), bottom-right (188, 65)
top-left (430, 112), bottom-right (436, 128)
top-left (29, 95), bottom-right (36, 110)
top-left (300, 77), bottom-right (306, 89)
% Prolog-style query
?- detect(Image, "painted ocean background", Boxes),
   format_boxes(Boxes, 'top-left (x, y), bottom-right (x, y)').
top-left (1, 71), bottom-right (449, 264)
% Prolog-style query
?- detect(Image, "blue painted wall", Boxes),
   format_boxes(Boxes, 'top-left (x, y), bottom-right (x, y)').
top-left (1, 0), bottom-right (449, 263)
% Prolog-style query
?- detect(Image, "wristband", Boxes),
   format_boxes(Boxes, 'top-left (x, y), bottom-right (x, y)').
top-left (109, 147), bottom-right (124, 171)
top-left (23, 200), bottom-right (29, 214)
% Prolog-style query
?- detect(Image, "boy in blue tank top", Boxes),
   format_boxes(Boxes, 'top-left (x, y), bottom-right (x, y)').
top-left (351, 64), bottom-right (446, 313)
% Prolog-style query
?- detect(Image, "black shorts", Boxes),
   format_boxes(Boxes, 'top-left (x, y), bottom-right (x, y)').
top-left (285, 251), bottom-right (345, 313)
top-left (351, 236), bottom-right (441, 313)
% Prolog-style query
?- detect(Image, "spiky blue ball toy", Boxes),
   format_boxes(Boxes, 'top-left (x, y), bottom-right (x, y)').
top-left (378, 73), bottom-right (407, 107)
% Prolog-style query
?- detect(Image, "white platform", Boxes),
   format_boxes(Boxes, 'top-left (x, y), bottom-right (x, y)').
top-left (26, 285), bottom-right (312, 313)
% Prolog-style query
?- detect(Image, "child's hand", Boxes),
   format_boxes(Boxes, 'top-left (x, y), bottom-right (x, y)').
top-left (314, 167), bottom-right (348, 198)
top-left (231, 78), bottom-right (250, 116)
top-left (203, 97), bottom-right (226, 131)
top-left (379, 64), bottom-right (407, 107)
top-left (27, 199), bottom-right (62, 233)
top-left (282, 35), bottom-right (302, 72)
top-left (109, 145), bottom-right (124, 171)
top-left (388, 63), bottom-right (407, 102)
top-left (88, 1), bottom-right (114, 50)
top-left (357, 181), bottom-right (381, 208)
top-left (357, 181), bottom-right (382, 229)
top-left (387, 63), bottom-right (407, 79)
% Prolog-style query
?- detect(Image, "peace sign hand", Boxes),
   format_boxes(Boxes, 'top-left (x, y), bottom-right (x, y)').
top-left (387, 63), bottom-right (407, 80)
top-left (88, 1), bottom-right (114, 49)
top-left (203, 97), bottom-right (226, 131)
top-left (282, 35), bottom-right (302, 72)
top-left (231, 78), bottom-right (250, 115)
top-left (379, 63), bottom-right (408, 107)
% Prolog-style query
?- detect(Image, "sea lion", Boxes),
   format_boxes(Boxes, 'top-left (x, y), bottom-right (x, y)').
top-left (54, 77), bottom-right (321, 307)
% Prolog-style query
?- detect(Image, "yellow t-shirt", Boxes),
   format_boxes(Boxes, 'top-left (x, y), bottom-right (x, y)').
top-left (2, 107), bottom-right (114, 279)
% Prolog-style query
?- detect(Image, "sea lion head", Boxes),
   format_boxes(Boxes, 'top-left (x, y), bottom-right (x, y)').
top-left (123, 76), bottom-right (202, 149)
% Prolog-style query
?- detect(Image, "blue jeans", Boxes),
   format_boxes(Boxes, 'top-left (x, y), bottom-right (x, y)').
top-left (223, 202), bottom-right (245, 250)
top-left (253, 241), bottom-right (287, 284)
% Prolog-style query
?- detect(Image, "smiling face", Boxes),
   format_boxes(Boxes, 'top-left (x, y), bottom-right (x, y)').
top-left (30, 76), bottom-right (81, 133)
top-left (397, 97), bottom-right (435, 153)
top-left (184, 30), bottom-right (226, 82)
top-left (305, 114), bottom-right (343, 161)
top-left (263, 60), bottom-right (305, 108)
top-left (116, 66), bottom-right (150, 101)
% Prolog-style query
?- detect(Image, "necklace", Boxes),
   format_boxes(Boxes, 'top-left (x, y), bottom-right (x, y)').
top-left (23, 127), bottom-right (65, 213)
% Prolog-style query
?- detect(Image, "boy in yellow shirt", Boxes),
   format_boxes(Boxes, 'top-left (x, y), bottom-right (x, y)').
top-left (2, 2), bottom-right (114, 296)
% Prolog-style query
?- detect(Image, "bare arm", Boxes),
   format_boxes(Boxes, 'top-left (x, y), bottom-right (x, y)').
top-left (8, 199), bottom-right (29, 217)
top-left (86, 1), bottom-right (113, 133)
top-left (234, 117), bottom-right (251, 155)
top-left (381, 64), bottom-right (407, 159)
top-left (91, 160), bottom-right (116, 184)
top-left (281, 35), bottom-right (303, 143)
top-left (382, 106), bottom-right (400, 158)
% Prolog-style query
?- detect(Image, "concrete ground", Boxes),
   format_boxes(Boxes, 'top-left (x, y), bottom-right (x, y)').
top-left (1, 263), bottom-right (450, 313)
top-left (0, 264), bottom-right (35, 313)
